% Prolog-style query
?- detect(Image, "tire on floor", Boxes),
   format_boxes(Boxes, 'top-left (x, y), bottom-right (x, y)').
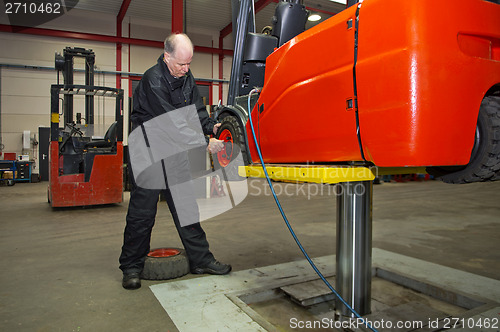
top-left (141, 248), bottom-right (190, 280)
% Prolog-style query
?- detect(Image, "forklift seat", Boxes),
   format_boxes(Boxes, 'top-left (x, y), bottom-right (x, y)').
top-left (83, 121), bottom-right (118, 182)
top-left (85, 121), bottom-right (117, 149)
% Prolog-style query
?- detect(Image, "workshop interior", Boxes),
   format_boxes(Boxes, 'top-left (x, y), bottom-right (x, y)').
top-left (0, 0), bottom-right (499, 331)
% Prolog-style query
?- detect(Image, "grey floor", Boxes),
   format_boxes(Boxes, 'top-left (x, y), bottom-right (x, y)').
top-left (0, 178), bottom-right (499, 331)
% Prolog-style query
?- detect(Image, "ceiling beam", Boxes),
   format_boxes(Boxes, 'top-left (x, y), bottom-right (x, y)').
top-left (117, 0), bottom-right (132, 23)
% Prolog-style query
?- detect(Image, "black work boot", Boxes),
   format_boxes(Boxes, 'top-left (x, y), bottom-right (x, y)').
top-left (122, 272), bottom-right (141, 290)
top-left (191, 260), bottom-right (232, 275)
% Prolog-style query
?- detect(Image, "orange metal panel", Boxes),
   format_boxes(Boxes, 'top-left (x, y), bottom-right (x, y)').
top-left (246, 0), bottom-right (500, 168)
top-left (247, 6), bottom-right (362, 164)
top-left (356, 0), bottom-right (500, 167)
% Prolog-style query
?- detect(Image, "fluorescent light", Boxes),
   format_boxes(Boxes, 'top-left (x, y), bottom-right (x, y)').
top-left (328, 0), bottom-right (347, 4)
top-left (308, 14), bottom-right (321, 22)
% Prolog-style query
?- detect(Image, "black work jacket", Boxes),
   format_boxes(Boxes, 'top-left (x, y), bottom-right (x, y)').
top-left (131, 55), bottom-right (215, 137)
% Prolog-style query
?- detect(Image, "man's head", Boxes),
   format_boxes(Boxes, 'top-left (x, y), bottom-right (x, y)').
top-left (164, 33), bottom-right (194, 78)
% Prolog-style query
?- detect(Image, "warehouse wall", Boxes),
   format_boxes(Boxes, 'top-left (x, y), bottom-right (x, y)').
top-left (0, 8), bottom-right (233, 174)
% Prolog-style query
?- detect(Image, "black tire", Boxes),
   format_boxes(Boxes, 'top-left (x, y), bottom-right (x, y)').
top-left (7, 179), bottom-right (15, 186)
top-left (214, 116), bottom-right (249, 181)
top-left (427, 96), bottom-right (500, 183)
top-left (140, 248), bottom-right (189, 280)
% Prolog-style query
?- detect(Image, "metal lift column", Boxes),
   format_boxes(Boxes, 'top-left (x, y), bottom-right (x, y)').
top-left (336, 180), bottom-right (372, 317)
top-left (242, 165), bottom-right (375, 317)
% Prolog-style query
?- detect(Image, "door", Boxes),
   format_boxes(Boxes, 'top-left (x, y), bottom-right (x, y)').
top-left (38, 127), bottom-right (50, 181)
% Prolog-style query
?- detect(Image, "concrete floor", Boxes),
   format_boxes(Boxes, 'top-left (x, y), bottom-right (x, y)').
top-left (0, 178), bottom-right (499, 331)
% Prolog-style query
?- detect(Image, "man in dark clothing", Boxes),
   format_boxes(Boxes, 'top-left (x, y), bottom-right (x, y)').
top-left (120, 33), bottom-right (231, 290)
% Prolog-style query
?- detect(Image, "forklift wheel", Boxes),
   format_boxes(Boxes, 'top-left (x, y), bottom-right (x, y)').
top-left (140, 248), bottom-right (189, 280)
top-left (427, 96), bottom-right (500, 183)
top-left (7, 179), bottom-right (15, 186)
top-left (214, 116), bottom-right (249, 181)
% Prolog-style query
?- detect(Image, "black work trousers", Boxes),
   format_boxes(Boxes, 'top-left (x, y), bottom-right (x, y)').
top-left (119, 175), bottom-right (214, 274)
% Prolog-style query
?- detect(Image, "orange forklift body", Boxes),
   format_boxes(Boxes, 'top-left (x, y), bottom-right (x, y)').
top-left (247, 0), bottom-right (500, 167)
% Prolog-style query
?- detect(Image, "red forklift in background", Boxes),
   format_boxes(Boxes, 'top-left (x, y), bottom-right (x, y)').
top-left (47, 47), bottom-right (124, 207)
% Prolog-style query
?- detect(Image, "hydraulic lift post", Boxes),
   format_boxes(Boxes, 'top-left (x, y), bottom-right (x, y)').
top-left (336, 180), bottom-right (372, 317)
top-left (241, 166), bottom-right (424, 318)
top-left (242, 165), bottom-right (375, 317)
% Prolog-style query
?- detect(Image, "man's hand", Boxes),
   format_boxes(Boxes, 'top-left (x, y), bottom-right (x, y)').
top-left (207, 138), bottom-right (224, 154)
top-left (213, 123), bottom-right (221, 135)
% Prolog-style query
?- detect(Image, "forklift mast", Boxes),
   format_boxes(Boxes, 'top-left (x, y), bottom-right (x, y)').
top-left (227, 0), bottom-right (309, 105)
top-left (55, 47), bottom-right (95, 125)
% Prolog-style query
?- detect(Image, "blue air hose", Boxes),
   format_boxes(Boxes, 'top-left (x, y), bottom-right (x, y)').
top-left (247, 89), bottom-right (377, 332)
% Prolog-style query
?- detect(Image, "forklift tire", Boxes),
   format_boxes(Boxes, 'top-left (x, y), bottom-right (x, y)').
top-left (214, 116), bottom-right (249, 181)
top-left (427, 96), bottom-right (500, 183)
top-left (7, 179), bottom-right (15, 186)
top-left (140, 248), bottom-right (189, 280)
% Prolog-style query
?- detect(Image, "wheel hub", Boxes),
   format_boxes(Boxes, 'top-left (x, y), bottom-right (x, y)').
top-left (217, 129), bottom-right (233, 167)
top-left (147, 248), bottom-right (181, 258)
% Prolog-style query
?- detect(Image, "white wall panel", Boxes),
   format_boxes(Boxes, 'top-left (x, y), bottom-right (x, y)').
top-left (129, 45), bottom-right (161, 74)
top-left (191, 52), bottom-right (212, 79)
top-left (2, 95), bottom-right (50, 117)
top-left (129, 18), bottom-right (169, 42)
top-left (2, 69), bottom-right (54, 98)
top-left (2, 114), bottom-right (47, 134)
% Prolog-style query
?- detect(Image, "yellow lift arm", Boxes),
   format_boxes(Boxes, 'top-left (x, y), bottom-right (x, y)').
top-left (239, 165), bottom-right (426, 184)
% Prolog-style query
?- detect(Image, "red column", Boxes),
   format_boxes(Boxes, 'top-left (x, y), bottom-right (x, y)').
top-left (172, 0), bottom-right (184, 33)
top-left (219, 35), bottom-right (224, 103)
top-left (116, 0), bottom-right (131, 90)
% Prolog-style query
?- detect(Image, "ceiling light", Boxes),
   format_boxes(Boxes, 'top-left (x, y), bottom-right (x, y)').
top-left (328, 0), bottom-right (347, 4)
top-left (308, 14), bottom-right (321, 22)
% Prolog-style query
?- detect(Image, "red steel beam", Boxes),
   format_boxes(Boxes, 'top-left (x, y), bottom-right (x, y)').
top-left (255, 0), bottom-right (277, 11)
top-left (220, 22), bottom-right (232, 40)
top-left (0, 24), bottom-right (233, 56)
top-left (305, 6), bottom-right (337, 16)
top-left (117, 0), bottom-right (132, 23)
top-left (116, 0), bottom-right (131, 89)
top-left (172, 0), bottom-right (183, 33)
top-left (219, 35), bottom-right (224, 102)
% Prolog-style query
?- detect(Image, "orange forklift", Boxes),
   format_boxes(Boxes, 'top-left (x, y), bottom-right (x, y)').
top-left (47, 47), bottom-right (124, 207)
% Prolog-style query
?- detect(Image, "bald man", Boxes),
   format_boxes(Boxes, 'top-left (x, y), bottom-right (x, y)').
top-left (120, 33), bottom-right (230, 290)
